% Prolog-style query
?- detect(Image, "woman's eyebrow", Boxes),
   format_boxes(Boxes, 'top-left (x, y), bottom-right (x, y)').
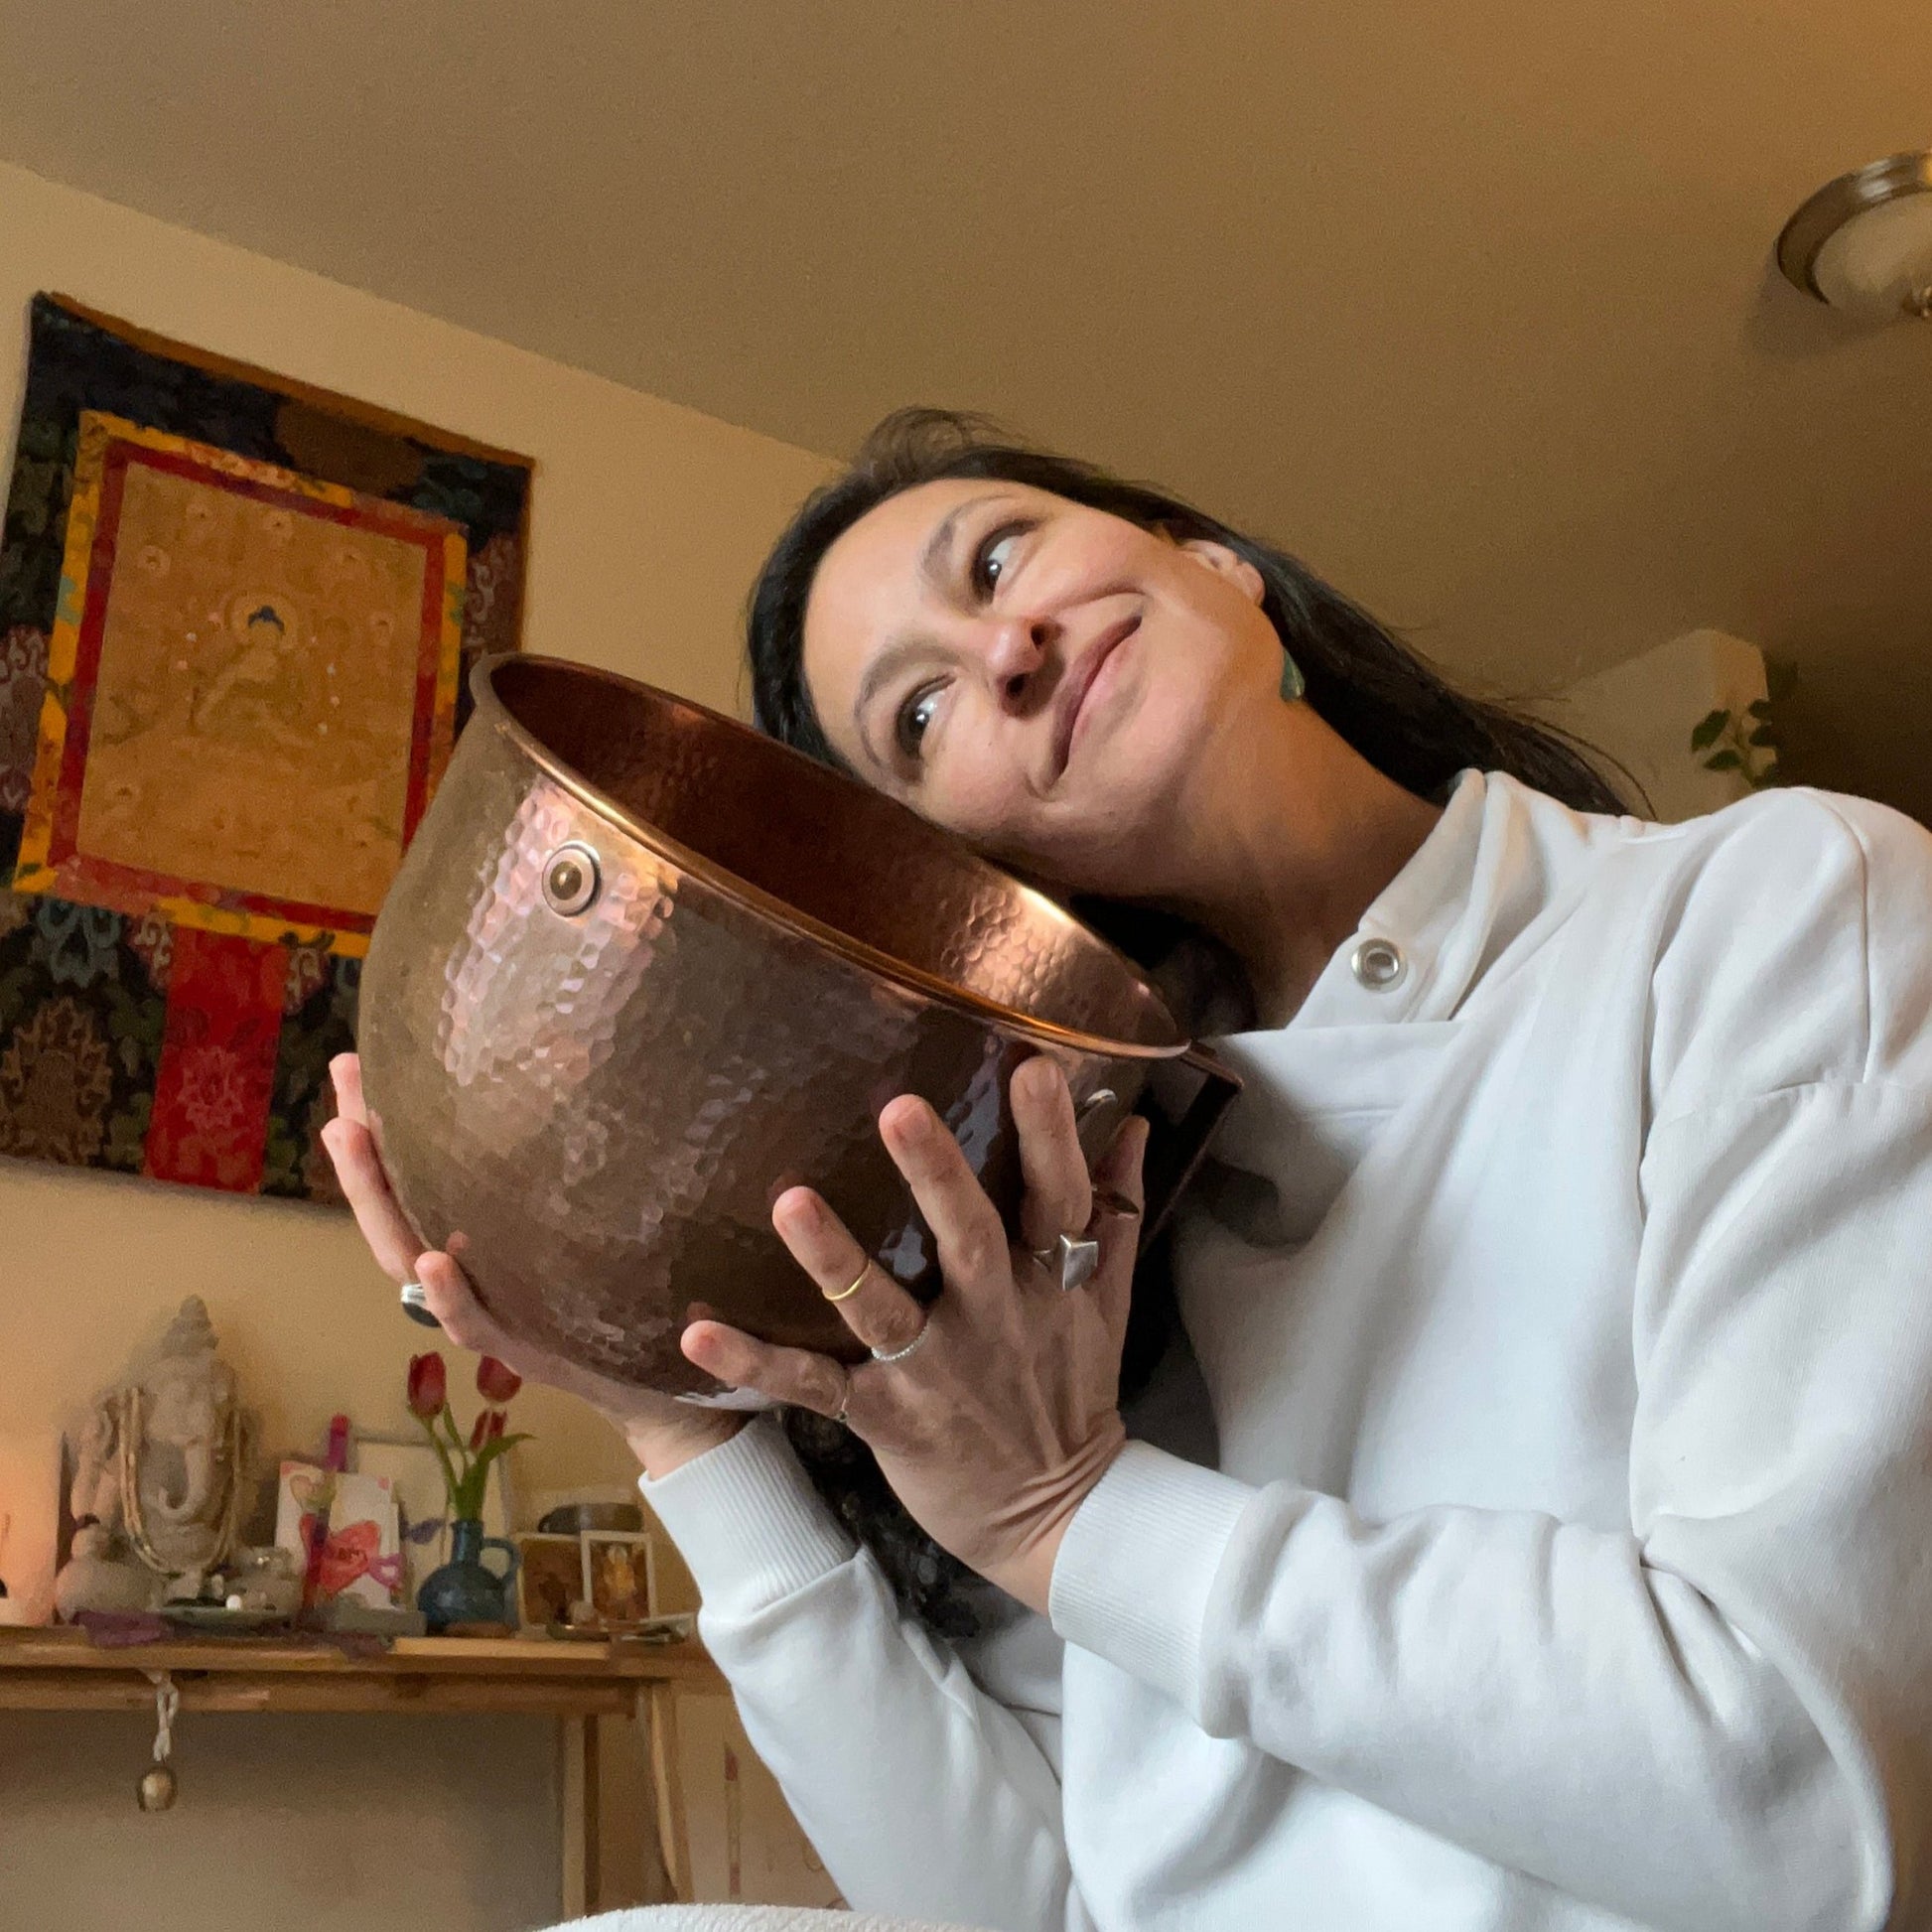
top-left (916, 490), bottom-right (1008, 597)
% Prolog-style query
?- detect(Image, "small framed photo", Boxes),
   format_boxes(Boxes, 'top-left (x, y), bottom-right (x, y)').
top-left (515, 1533), bottom-right (588, 1630)
top-left (583, 1531), bottom-right (657, 1626)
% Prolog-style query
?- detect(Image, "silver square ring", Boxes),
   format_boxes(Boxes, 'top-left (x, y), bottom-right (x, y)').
top-left (1033, 1232), bottom-right (1104, 1292)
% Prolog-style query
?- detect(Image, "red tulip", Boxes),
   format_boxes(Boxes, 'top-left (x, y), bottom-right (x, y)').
top-left (469, 1407), bottom-right (492, 1450)
top-left (406, 1351), bottom-right (447, 1419)
top-left (486, 1409), bottom-right (506, 1443)
top-left (476, 1355), bottom-right (522, 1403)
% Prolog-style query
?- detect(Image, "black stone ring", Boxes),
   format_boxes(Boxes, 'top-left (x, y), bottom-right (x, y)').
top-left (399, 1282), bottom-right (443, 1329)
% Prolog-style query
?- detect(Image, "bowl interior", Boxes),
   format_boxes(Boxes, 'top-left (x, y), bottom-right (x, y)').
top-left (486, 656), bottom-right (1179, 1048)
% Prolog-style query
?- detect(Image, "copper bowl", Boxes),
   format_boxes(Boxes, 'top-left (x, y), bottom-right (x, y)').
top-left (357, 655), bottom-right (1238, 1396)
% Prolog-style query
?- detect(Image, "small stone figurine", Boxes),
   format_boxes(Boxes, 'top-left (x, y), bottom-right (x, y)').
top-left (55, 1297), bottom-right (254, 1618)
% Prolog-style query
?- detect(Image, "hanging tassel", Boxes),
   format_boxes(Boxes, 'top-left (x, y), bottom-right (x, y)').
top-left (138, 1671), bottom-right (180, 1811)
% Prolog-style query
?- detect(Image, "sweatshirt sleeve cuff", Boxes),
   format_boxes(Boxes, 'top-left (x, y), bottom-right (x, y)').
top-left (1047, 1440), bottom-right (1254, 1715)
top-left (639, 1412), bottom-right (857, 1613)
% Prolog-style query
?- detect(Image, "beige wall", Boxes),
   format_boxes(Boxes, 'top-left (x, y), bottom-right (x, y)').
top-left (0, 161), bottom-right (833, 1931)
top-left (1534, 628), bottom-right (1770, 825)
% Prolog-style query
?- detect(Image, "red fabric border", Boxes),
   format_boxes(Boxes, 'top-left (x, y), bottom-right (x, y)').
top-left (143, 925), bottom-right (291, 1191)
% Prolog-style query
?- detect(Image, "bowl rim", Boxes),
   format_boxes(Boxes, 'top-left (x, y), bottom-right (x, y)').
top-left (475, 652), bottom-right (1193, 1062)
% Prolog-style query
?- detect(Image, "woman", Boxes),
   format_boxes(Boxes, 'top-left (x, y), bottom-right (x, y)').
top-left (326, 411), bottom-right (1932, 1932)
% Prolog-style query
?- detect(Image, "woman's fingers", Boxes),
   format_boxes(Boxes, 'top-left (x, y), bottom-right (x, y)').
top-left (1087, 1115), bottom-right (1151, 1347)
top-left (329, 1052), bottom-right (367, 1129)
top-left (320, 1050), bottom-right (431, 1286)
top-left (320, 1111), bottom-right (424, 1283)
top-left (878, 1095), bottom-right (1014, 1295)
top-left (414, 1250), bottom-right (519, 1360)
top-left (771, 1187), bottom-right (930, 1360)
top-left (682, 1319), bottom-right (849, 1421)
top-left (421, 1253), bottom-right (708, 1440)
top-left (1012, 1057), bottom-right (1094, 1255)
top-left (1091, 1108), bottom-right (1150, 1217)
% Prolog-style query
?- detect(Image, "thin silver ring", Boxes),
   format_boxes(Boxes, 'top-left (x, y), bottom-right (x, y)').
top-left (870, 1318), bottom-right (932, 1365)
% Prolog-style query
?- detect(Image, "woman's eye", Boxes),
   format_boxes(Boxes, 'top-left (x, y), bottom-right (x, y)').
top-left (897, 684), bottom-right (943, 759)
top-left (972, 525), bottom-right (1025, 598)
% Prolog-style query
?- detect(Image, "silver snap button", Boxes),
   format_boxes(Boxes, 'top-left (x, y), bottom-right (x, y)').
top-left (1350, 936), bottom-right (1407, 992)
top-left (541, 842), bottom-right (602, 916)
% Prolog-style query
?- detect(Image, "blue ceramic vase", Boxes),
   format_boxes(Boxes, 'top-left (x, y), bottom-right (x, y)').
top-left (417, 1518), bottom-right (520, 1633)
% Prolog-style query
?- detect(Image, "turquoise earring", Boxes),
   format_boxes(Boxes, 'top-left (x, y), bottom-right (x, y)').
top-left (1280, 647), bottom-right (1306, 703)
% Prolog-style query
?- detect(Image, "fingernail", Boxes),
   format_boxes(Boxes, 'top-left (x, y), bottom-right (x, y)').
top-left (774, 1190), bottom-right (822, 1237)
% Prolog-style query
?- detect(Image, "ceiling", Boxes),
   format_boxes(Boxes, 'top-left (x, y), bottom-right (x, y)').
top-left (2, 0), bottom-right (1929, 813)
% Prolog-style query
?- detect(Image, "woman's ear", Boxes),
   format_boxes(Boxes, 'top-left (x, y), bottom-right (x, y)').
top-left (1177, 537), bottom-right (1267, 608)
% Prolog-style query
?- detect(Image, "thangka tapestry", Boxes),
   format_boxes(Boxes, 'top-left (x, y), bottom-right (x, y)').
top-left (0, 296), bottom-right (532, 1199)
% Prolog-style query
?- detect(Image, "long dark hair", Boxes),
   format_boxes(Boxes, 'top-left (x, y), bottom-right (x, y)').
top-left (748, 408), bottom-right (1628, 1635)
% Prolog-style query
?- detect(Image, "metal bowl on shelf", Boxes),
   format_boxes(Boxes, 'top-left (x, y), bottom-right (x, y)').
top-left (357, 655), bottom-right (1238, 1397)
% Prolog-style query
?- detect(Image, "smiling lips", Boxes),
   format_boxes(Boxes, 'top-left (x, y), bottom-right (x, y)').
top-left (1051, 614), bottom-right (1140, 781)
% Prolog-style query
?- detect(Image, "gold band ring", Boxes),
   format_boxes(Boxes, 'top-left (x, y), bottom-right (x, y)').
top-left (824, 1265), bottom-right (869, 1304)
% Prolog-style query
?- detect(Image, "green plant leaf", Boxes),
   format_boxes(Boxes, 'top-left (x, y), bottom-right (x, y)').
top-left (447, 1428), bottom-right (533, 1518)
top-left (417, 1413), bottom-right (461, 1509)
top-left (1748, 724), bottom-right (1778, 748)
top-left (1690, 709), bottom-right (1730, 752)
top-left (1746, 698), bottom-right (1772, 720)
top-left (472, 1432), bottom-right (533, 1472)
top-left (1704, 750), bottom-right (1744, 772)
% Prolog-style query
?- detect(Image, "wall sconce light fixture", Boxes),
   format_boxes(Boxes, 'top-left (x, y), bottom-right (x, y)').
top-left (1776, 152), bottom-right (1932, 322)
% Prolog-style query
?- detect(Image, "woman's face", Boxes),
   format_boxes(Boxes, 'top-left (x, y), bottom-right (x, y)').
top-left (800, 480), bottom-right (1286, 898)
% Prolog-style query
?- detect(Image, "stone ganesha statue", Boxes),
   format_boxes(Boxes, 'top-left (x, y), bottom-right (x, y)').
top-left (56, 1297), bottom-right (255, 1616)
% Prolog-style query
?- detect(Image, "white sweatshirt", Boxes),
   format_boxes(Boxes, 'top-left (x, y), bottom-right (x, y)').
top-left (643, 770), bottom-right (1932, 1932)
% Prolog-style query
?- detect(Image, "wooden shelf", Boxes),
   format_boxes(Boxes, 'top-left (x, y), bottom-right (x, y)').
top-left (0, 1623), bottom-right (726, 1912)
top-left (0, 1624), bottom-right (723, 1715)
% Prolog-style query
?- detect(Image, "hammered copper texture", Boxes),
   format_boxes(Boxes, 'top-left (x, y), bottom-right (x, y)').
top-left (358, 656), bottom-right (1237, 1395)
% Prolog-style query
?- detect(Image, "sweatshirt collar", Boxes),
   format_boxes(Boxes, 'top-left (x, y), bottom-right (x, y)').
top-left (1289, 767), bottom-right (1502, 1030)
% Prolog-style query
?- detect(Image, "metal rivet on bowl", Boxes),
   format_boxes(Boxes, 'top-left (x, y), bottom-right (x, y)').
top-left (542, 842), bottom-right (602, 916)
top-left (1076, 1087), bottom-right (1120, 1127)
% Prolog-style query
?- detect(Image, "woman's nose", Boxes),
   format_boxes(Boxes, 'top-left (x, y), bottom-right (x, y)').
top-left (985, 615), bottom-right (1057, 709)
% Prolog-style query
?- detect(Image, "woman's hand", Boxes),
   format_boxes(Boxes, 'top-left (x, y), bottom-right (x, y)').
top-left (682, 1056), bottom-right (1148, 1615)
top-left (321, 1053), bottom-right (745, 1479)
